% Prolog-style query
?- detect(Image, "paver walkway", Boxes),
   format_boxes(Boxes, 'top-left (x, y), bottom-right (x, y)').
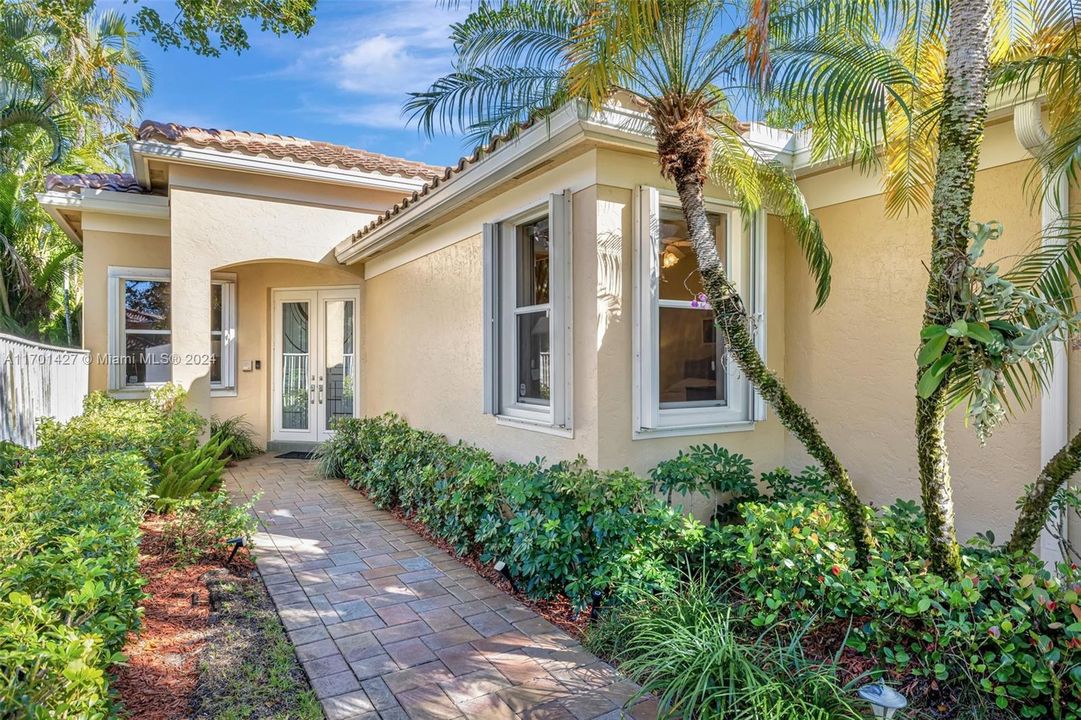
top-left (227, 456), bottom-right (655, 720)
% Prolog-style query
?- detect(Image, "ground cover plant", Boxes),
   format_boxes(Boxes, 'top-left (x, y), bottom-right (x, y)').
top-left (323, 413), bottom-right (1081, 718)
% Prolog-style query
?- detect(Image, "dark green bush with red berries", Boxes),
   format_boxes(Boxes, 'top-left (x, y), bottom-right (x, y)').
top-left (706, 498), bottom-right (1081, 718)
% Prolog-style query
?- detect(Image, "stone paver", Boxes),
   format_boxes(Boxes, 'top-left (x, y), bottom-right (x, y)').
top-left (228, 456), bottom-right (653, 720)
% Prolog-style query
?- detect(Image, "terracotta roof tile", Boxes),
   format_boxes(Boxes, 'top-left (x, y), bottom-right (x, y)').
top-left (340, 116), bottom-right (542, 249)
top-left (45, 172), bottom-right (147, 194)
top-left (137, 120), bottom-right (446, 181)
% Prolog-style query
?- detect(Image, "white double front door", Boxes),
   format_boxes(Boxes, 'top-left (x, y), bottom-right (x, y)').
top-left (271, 287), bottom-right (359, 443)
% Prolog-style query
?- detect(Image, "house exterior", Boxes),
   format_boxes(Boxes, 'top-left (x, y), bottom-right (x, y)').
top-left (38, 98), bottom-right (1077, 562)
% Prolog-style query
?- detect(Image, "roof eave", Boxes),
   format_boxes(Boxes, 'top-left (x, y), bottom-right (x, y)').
top-left (36, 192), bottom-right (83, 245)
top-left (334, 101), bottom-right (798, 266)
top-left (129, 139), bottom-right (432, 194)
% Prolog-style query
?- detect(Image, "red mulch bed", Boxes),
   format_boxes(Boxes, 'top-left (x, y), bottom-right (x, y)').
top-left (373, 493), bottom-right (593, 639)
top-left (110, 519), bottom-right (253, 720)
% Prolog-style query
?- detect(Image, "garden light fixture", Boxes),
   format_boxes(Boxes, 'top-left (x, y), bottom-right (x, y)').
top-left (857, 683), bottom-right (907, 719)
top-left (494, 560), bottom-right (517, 591)
top-left (226, 536), bottom-right (245, 563)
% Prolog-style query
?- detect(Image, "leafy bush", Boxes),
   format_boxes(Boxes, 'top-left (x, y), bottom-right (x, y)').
top-left (0, 450), bottom-right (148, 718)
top-left (0, 440), bottom-right (25, 482)
top-left (706, 498), bottom-right (1081, 718)
top-left (210, 415), bottom-right (262, 461)
top-left (323, 414), bottom-right (704, 604)
top-left (586, 572), bottom-right (863, 719)
top-left (36, 385), bottom-right (204, 468)
top-left (649, 443), bottom-right (759, 521)
top-left (151, 431), bottom-right (232, 511)
top-left (163, 490), bottom-right (259, 565)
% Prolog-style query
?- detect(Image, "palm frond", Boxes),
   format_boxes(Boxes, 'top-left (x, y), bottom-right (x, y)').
top-left (708, 124), bottom-right (832, 309)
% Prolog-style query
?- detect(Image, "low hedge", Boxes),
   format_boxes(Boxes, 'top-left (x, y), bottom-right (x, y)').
top-left (0, 450), bottom-right (148, 718)
top-left (0, 386), bottom-right (204, 718)
top-left (321, 413), bottom-right (702, 604)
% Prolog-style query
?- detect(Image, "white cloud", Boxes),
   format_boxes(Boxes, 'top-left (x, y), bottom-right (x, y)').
top-left (335, 34), bottom-right (447, 95)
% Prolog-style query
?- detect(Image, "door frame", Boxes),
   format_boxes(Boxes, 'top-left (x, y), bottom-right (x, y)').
top-left (271, 286), bottom-right (361, 443)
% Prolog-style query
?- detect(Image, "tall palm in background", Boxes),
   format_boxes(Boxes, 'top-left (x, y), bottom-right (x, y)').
top-left (408, 0), bottom-right (917, 564)
top-left (0, 2), bottom-right (150, 342)
top-left (805, 0), bottom-right (1081, 575)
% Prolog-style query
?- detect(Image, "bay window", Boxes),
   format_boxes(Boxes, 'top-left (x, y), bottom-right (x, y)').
top-left (482, 190), bottom-right (572, 432)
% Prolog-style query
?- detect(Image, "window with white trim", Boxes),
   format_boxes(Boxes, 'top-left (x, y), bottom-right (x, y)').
top-left (108, 267), bottom-right (237, 393)
top-left (109, 267), bottom-right (172, 390)
top-left (211, 275), bottom-right (237, 391)
top-left (482, 190), bottom-right (572, 430)
top-left (634, 186), bottom-right (765, 435)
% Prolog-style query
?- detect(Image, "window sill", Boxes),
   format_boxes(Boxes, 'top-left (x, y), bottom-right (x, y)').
top-left (633, 420), bottom-right (756, 440)
top-left (211, 388), bottom-right (238, 398)
top-left (108, 387), bottom-right (155, 400)
top-left (496, 414), bottom-right (574, 438)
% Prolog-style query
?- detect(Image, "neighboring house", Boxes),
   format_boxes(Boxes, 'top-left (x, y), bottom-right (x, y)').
top-left (38, 99), bottom-right (1077, 562)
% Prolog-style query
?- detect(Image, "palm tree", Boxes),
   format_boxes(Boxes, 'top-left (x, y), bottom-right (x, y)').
top-left (1, 3), bottom-right (150, 339)
top-left (836, 0), bottom-right (1081, 574)
top-left (407, 0), bottom-right (916, 564)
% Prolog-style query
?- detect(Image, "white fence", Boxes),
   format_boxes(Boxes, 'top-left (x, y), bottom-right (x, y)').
top-left (0, 333), bottom-right (89, 447)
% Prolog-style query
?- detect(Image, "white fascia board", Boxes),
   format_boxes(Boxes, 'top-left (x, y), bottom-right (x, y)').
top-left (336, 102), bottom-right (800, 265)
top-left (335, 101), bottom-right (587, 264)
top-left (35, 192), bottom-right (83, 245)
top-left (129, 140), bottom-right (429, 194)
top-left (81, 189), bottom-right (169, 219)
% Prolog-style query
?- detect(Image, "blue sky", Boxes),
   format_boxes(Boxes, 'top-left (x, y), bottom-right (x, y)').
top-left (115, 1), bottom-right (471, 167)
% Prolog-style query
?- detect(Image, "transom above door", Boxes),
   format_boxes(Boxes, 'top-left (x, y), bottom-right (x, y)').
top-left (272, 287), bottom-right (359, 443)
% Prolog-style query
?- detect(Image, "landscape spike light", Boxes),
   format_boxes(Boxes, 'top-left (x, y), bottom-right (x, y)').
top-left (857, 683), bottom-right (907, 719)
top-left (493, 560), bottom-right (516, 591)
top-left (589, 589), bottom-right (604, 621)
top-left (226, 536), bottom-right (245, 563)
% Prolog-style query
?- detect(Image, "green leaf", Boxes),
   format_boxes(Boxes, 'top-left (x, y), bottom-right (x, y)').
top-left (917, 332), bottom-right (950, 367)
top-left (921, 324), bottom-right (947, 339)
top-left (917, 353), bottom-right (956, 398)
top-left (965, 322), bottom-right (995, 344)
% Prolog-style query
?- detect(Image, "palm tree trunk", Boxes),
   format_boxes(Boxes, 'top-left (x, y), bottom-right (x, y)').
top-left (1007, 429), bottom-right (1081, 555)
top-left (673, 174), bottom-right (874, 566)
top-left (918, 0), bottom-right (993, 579)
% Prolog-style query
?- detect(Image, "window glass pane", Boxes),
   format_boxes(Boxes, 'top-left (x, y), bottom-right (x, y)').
top-left (516, 217), bottom-right (549, 307)
top-left (124, 333), bottom-right (172, 385)
top-left (125, 280), bottom-right (170, 330)
top-left (282, 302), bottom-right (309, 353)
top-left (658, 307), bottom-right (726, 407)
top-left (658, 207), bottom-right (726, 300)
top-left (516, 310), bottom-right (550, 405)
top-left (281, 301), bottom-right (309, 429)
top-left (324, 299), bottom-right (355, 429)
top-left (211, 284), bottom-right (223, 332)
top-left (210, 337), bottom-right (221, 384)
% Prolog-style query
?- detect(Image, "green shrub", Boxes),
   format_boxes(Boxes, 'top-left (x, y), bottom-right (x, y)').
top-left (210, 415), bottom-right (262, 461)
top-left (322, 414), bottom-right (704, 605)
top-left (0, 440), bottom-right (26, 482)
top-left (0, 450), bottom-right (148, 718)
top-left (151, 431), bottom-right (232, 511)
top-left (163, 489), bottom-right (259, 565)
top-left (36, 385), bottom-right (204, 468)
top-left (706, 498), bottom-right (1081, 718)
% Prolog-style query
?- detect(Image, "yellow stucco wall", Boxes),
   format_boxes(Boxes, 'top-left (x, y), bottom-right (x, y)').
top-left (784, 160), bottom-right (1043, 542)
top-left (82, 226), bottom-right (170, 391)
top-left (208, 261), bottom-right (365, 447)
top-left (165, 165), bottom-right (381, 417)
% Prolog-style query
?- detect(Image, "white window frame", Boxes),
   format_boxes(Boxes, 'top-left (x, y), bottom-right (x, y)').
top-left (482, 190), bottom-right (573, 435)
top-left (633, 186), bottom-right (767, 438)
top-left (211, 273), bottom-right (237, 395)
top-left (108, 265), bottom-right (171, 395)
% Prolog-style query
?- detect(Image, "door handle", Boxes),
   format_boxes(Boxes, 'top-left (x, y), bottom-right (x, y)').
top-left (318, 383), bottom-right (324, 404)
top-left (309, 382), bottom-right (316, 404)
